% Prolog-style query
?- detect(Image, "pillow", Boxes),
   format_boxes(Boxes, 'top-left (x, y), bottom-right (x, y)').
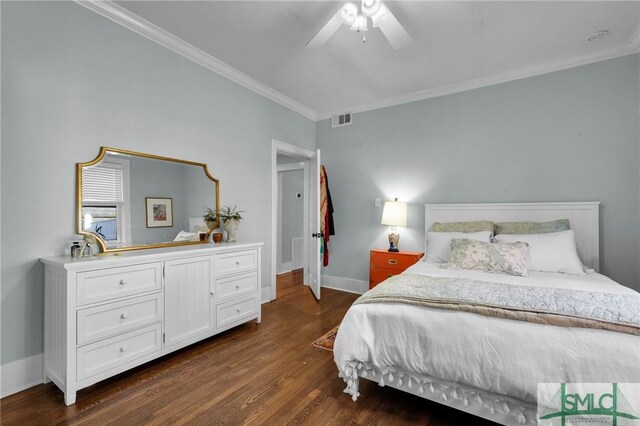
top-left (433, 220), bottom-right (494, 234)
top-left (494, 230), bottom-right (584, 274)
top-left (173, 231), bottom-right (198, 242)
top-left (494, 219), bottom-right (570, 235)
top-left (425, 231), bottom-right (492, 263)
top-left (441, 239), bottom-right (529, 277)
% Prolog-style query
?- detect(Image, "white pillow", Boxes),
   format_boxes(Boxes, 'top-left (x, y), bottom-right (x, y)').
top-left (494, 230), bottom-right (584, 274)
top-left (425, 231), bottom-right (492, 263)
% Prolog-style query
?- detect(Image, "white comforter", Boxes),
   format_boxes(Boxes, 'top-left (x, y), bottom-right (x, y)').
top-left (333, 262), bottom-right (640, 404)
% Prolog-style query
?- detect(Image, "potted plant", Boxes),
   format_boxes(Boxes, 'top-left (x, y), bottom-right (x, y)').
top-left (203, 208), bottom-right (218, 231)
top-left (219, 205), bottom-right (244, 242)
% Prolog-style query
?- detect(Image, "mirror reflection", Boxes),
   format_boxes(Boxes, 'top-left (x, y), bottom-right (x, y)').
top-left (79, 148), bottom-right (219, 252)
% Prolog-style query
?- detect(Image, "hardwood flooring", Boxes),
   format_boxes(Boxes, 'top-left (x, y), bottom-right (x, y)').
top-left (1, 271), bottom-right (494, 425)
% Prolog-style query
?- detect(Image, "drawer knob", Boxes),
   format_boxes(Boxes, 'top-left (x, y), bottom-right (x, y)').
top-left (120, 312), bottom-right (128, 319)
top-left (236, 308), bottom-right (241, 313)
top-left (119, 279), bottom-right (127, 285)
top-left (120, 345), bottom-right (127, 353)
top-left (388, 259), bottom-right (398, 265)
top-left (235, 261), bottom-right (240, 266)
top-left (236, 285), bottom-right (240, 290)
top-left (210, 290), bottom-right (214, 296)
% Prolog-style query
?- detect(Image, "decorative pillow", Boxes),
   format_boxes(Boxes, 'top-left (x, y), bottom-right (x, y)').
top-left (494, 230), bottom-right (584, 274)
top-left (441, 239), bottom-right (529, 277)
top-left (433, 220), bottom-right (494, 234)
top-left (494, 219), bottom-right (570, 235)
top-left (425, 231), bottom-right (492, 263)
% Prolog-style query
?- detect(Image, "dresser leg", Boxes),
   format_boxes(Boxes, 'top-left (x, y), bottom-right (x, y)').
top-left (64, 391), bottom-right (76, 406)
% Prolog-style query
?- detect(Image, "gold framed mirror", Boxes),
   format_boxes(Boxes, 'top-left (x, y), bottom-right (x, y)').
top-left (77, 147), bottom-right (220, 253)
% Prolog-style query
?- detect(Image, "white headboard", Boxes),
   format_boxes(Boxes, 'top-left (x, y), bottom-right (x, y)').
top-left (424, 202), bottom-right (600, 272)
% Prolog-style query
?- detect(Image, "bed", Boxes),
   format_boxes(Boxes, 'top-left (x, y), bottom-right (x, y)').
top-left (333, 202), bottom-right (640, 425)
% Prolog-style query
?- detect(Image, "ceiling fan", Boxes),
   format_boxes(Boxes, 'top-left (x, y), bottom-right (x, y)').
top-left (307, 0), bottom-right (411, 49)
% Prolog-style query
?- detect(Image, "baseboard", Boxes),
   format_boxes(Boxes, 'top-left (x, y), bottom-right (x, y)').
top-left (321, 275), bottom-right (368, 295)
top-left (1, 353), bottom-right (44, 398)
top-left (261, 286), bottom-right (271, 304)
top-left (277, 261), bottom-right (292, 275)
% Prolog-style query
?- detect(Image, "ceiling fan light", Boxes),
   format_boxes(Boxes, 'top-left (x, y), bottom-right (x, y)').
top-left (371, 3), bottom-right (389, 27)
top-left (361, 0), bottom-right (382, 17)
top-left (341, 2), bottom-right (358, 26)
top-left (350, 14), bottom-right (368, 32)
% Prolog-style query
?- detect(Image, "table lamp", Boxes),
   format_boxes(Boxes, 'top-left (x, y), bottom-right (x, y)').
top-left (381, 198), bottom-right (407, 252)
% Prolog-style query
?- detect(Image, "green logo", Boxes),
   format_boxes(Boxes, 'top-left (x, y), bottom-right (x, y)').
top-left (539, 383), bottom-right (639, 426)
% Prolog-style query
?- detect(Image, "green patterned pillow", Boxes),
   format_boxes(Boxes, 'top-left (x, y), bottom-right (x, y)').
top-left (495, 219), bottom-right (570, 235)
top-left (441, 239), bottom-right (529, 277)
top-left (433, 220), bottom-right (494, 233)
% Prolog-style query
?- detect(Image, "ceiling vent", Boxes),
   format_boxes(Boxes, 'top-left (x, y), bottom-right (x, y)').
top-left (332, 113), bottom-right (352, 128)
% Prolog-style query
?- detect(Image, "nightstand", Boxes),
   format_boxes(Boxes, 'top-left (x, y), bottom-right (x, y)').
top-left (369, 249), bottom-right (424, 289)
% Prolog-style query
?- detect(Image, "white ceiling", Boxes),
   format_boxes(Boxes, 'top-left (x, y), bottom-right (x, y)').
top-left (112, 1), bottom-right (640, 120)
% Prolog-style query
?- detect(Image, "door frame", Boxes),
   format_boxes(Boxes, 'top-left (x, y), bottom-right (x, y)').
top-left (270, 139), bottom-right (316, 301)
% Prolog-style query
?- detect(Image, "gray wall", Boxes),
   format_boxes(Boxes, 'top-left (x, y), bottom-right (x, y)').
top-left (129, 156), bottom-right (188, 244)
top-left (1, 2), bottom-right (315, 365)
top-left (317, 54), bottom-right (640, 291)
top-left (280, 170), bottom-right (304, 263)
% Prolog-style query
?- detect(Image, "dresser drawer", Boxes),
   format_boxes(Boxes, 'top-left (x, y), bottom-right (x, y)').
top-left (370, 267), bottom-right (399, 289)
top-left (77, 293), bottom-right (162, 345)
top-left (216, 295), bottom-right (257, 329)
top-left (216, 272), bottom-right (257, 302)
top-left (215, 250), bottom-right (257, 277)
top-left (371, 252), bottom-right (422, 271)
top-left (76, 323), bottom-right (161, 381)
top-left (77, 263), bottom-right (162, 306)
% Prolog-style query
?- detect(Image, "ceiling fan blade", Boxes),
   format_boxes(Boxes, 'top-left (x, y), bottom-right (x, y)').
top-left (374, 6), bottom-right (411, 49)
top-left (306, 9), bottom-right (344, 48)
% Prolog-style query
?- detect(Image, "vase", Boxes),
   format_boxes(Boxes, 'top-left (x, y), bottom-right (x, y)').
top-left (223, 219), bottom-right (239, 243)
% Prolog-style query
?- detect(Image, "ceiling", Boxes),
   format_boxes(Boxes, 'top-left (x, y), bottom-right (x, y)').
top-left (111, 1), bottom-right (640, 120)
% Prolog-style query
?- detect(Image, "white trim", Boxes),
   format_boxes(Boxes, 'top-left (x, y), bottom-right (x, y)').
top-left (277, 162), bottom-right (305, 172)
top-left (321, 275), bottom-right (368, 295)
top-left (424, 202), bottom-right (600, 272)
top-left (74, 0), bottom-right (640, 122)
top-left (277, 262), bottom-right (292, 275)
top-left (1, 353), bottom-right (44, 398)
top-left (261, 286), bottom-right (271, 304)
top-left (271, 140), bottom-right (315, 301)
top-left (316, 46), bottom-right (640, 120)
top-left (74, 0), bottom-right (316, 121)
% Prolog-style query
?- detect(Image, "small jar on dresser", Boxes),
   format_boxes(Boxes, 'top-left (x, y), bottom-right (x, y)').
top-left (41, 242), bottom-right (263, 405)
top-left (369, 249), bottom-right (424, 289)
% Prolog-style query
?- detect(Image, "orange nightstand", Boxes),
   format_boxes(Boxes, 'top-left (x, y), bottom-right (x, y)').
top-left (369, 250), bottom-right (424, 289)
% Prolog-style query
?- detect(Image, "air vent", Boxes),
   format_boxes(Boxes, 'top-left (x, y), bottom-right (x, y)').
top-left (332, 113), bottom-right (352, 128)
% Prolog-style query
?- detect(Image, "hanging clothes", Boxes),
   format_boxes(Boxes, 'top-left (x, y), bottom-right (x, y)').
top-left (320, 165), bottom-right (335, 267)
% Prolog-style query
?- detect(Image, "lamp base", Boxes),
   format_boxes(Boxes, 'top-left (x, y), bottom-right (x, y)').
top-left (388, 228), bottom-right (400, 252)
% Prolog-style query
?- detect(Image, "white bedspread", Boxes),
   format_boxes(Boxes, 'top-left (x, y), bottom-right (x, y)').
top-left (333, 262), bottom-right (640, 404)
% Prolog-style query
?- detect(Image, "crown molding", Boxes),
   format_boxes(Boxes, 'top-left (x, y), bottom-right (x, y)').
top-left (74, 0), bottom-right (318, 121)
top-left (74, 1), bottom-right (639, 123)
top-left (316, 41), bottom-right (640, 121)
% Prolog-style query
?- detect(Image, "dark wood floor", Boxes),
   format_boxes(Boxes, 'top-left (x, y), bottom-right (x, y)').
top-left (1, 271), bottom-right (494, 425)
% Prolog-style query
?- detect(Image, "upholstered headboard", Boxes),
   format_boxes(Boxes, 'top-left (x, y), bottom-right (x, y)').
top-left (424, 202), bottom-right (600, 272)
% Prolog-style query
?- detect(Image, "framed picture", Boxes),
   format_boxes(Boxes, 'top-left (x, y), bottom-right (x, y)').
top-left (146, 197), bottom-right (173, 228)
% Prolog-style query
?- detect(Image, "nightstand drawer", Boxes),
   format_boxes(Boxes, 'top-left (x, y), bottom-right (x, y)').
top-left (370, 267), bottom-right (399, 288)
top-left (370, 251), bottom-right (423, 271)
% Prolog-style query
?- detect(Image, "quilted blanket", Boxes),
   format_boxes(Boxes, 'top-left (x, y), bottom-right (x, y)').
top-left (354, 274), bottom-right (640, 335)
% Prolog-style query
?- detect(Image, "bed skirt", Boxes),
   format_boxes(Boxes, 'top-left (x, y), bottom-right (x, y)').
top-left (341, 362), bottom-right (537, 426)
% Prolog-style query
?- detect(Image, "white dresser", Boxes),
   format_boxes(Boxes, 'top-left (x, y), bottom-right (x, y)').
top-left (41, 242), bottom-right (263, 405)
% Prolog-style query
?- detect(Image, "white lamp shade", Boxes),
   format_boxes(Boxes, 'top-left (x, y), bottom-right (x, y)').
top-left (381, 200), bottom-right (407, 227)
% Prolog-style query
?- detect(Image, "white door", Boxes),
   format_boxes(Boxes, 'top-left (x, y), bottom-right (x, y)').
top-left (308, 149), bottom-right (321, 300)
top-left (164, 256), bottom-right (214, 347)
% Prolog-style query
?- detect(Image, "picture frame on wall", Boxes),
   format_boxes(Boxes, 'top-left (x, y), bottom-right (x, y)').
top-left (146, 197), bottom-right (173, 228)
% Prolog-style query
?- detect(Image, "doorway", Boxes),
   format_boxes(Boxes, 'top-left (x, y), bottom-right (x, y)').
top-left (270, 139), bottom-right (321, 302)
